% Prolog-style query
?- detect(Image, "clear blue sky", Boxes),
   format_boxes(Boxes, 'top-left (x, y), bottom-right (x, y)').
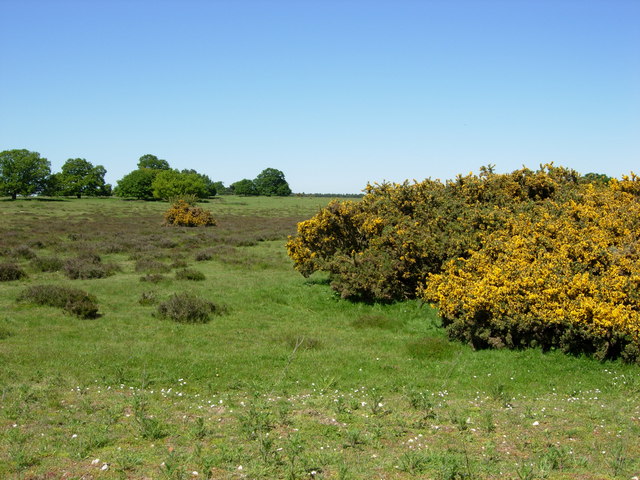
top-left (1, 0), bottom-right (638, 194)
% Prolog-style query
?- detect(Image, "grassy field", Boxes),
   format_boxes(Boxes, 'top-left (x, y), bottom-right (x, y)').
top-left (0, 196), bottom-right (638, 479)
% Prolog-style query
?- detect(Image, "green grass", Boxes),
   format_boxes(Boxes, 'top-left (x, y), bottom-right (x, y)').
top-left (0, 196), bottom-right (638, 479)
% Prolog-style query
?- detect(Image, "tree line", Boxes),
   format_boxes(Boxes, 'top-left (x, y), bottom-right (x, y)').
top-left (0, 149), bottom-right (292, 200)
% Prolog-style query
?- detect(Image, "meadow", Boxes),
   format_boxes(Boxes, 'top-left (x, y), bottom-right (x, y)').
top-left (0, 196), bottom-right (638, 479)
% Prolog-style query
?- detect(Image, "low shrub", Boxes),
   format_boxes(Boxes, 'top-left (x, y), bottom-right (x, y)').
top-left (139, 291), bottom-right (159, 305)
top-left (0, 263), bottom-right (27, 281)
top-left (194, 249), bottom-right (214, 261)
top-left (31, 256), bottom-right (64, 272)
top-left (163, 200), bottom-right (216, 227)
top-left (12, 245), bottom-right (37, 259)
top-left (156, 293), bottom-right (225, 323)
top-left (64, 255), bottom-right (119, 279)
top-left (140, 273), bottom-right (167, 283)
top-left (17, 285), bottom-right (100, 319)
top-left (135, 258), bottom-right (170, 273)
top-left (175, 269), bottom-right (206, 281)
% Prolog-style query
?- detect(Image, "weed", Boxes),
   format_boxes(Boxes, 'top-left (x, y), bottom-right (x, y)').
top-left (398, 450), bottom-right (429, 474)
top-left (139, 290), bottom-right (159, 305)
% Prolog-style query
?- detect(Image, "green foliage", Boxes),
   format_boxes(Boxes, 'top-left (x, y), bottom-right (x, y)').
top-left (163, 199), bottom-right (216, 227)
top-left (231, 178), bottom-right (258, 196)
top-left (181, 169), bottom-right (217, 196)
top-left (31, 256), bottom-right (64, 272)
top-left (175, 268), bottom-right (206, 281)
top-left (114, 168), bottom-right (158, 199)
top-left (254, 167), bottom-right (292, 196)
top-left (152, 169), bottom-right (208, 200)
top-left (63, 254), bottom-right (118, 279)
top-left (287, 164), bottom-right (582, 301)
top-left (17, 284), bottom-right (99, 318)
top-left (137, 154), bottom-right (170, 170)
top-left (0, 149), bottom-right (51, 199)
top-left (56, 158), bottom-right (110, 198)
top-left (0, 263), bottom-right (27, 281)
top-left (156, 293), bottom-right (224, 323)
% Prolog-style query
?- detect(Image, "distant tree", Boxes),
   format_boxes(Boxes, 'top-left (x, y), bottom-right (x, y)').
top-left (152, 170), bottom-right (209, 200)
top-left (58, 158), bottom-right (110, 198)
top-left (113, 168), bottom-right (157, 199)
top-left (137, 154), bottom-right (170, 171)
top-left (212, 181), bottom-right (230, 195)
top-left (0, 149), bottom-right (51, 200)
top-left (181, 169), bottom-right (217, 197)
top-left (582, 172), bottom-right (612, 184)
top-left (231, 178), bottom-right (258, 196)
top-left (254, 168), bottom-right (292, 196)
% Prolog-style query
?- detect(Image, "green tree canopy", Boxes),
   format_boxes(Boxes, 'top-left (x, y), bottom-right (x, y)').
top-left (152, 169), bottom-right (209, 200)
top-left (254, 168), bottom-right (292, 196)
top-left (231, 178), bottom-right (258, 196)
top-left (0, 149), bottom-right (51, 200)
top-left (180, 169), bottom-right (217, 197)
top-left (137, 154), bottom-right (170, 170)
top-left (57, 158), bottom-right (110, 198)
top-left (113, 168), bottom-right (157, 199)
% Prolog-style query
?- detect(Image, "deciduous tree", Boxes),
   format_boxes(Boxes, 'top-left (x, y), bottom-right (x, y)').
top-left (0, 149), bottom-right (51, 200)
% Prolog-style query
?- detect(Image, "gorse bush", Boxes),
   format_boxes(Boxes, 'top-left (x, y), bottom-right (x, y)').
top-left (163, 199), bottom-right (216, 227)
top-left (287, 166), bottom-right (640, 361)
top-left (156, 293), bottom-right (225, 323)
top-left (287, 164), bottom-right (581, 301)
top-left (0, 263), bottom-right (27, 281)
top-left (421, 180), bottom-right (640, 362)
top-left (18, 284), bottom-right (99, 319)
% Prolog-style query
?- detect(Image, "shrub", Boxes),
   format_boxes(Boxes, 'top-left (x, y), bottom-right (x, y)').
top-left (139, 291), bottom-right (158, 305)
top-left (64, 255), bottom-right (118, 279)
top-left (156, 293), bottom-right (224, 323)
top-left (0, 263), bottom-right (27, 281)
top-left (31, 256), bottom-right (64, 272)
top-left (421, 182), bottom-right (640, 362)
top-left (163, 199), bottom-right (216, 227)
top-left (287, 164), bottom-right (582, 301)
top-left (194, 249), bottom-right (214, 261)
top-left (175, 269), bottom-right (206, 281)
top-left (139, 273), bottom-right (167, 283)
top-left (11, 245), bottom-right (37, 259)
top-left (134, 258), bottom-right (170, 273)
top-left (18, 285), bottom-right (99, 319)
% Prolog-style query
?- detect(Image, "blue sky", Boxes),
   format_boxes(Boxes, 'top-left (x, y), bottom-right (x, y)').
top-left (1, 0), bottom-right (638, 194)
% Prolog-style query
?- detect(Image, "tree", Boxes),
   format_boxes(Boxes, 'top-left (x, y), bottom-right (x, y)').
top-left (181, 169), bottom-right (217, 197)
top-left (152, 170), bottom-right (208, 200)
top-left (254, 168), bottom-right (292, 196)
top-left (113, 168), bottom-right (157, 199)
top-left (0, 149), bottom-right (51, 200)
top-left (58, 158), bottom-right (110, 198)
top-left (212, 181), bottom-right (230, 195)
top-left (231, 178), bottom-right (258, 196)
top-left (137, 154), bottom-right (170, 170)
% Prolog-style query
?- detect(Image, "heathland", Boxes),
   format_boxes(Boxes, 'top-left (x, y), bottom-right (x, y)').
top-left (0, 195), bottom-right (638, 479)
